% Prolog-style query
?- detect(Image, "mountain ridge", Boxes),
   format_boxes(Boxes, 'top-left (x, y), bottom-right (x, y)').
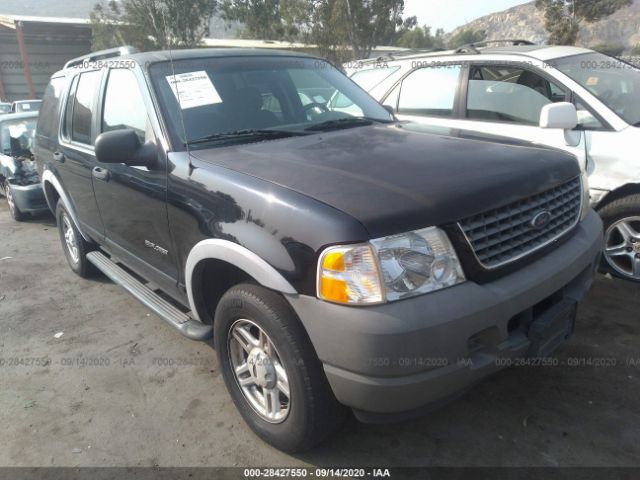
top-left (447, 0), bottom-right (640, 51)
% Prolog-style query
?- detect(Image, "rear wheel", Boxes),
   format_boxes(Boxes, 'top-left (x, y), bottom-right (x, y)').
top-left (56, 201), bottom-right (96, 278)
top-left (214, 283), bottom-right (347, 452)
top-left (4, 180), bottom-right (25, 221)
top-left (600, 194), bottom-right (640, 282)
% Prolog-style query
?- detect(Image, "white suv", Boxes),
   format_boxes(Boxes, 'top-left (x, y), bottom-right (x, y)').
top-left (346, 41), bottom-right (640, 282)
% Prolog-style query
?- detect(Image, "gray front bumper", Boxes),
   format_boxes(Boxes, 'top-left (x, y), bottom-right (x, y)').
top-left (286, 210), bottom-right (603, 417)
top-left (8, 180), bottom-right (48, 213)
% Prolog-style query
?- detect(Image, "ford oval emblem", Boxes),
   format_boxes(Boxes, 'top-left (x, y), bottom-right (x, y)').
top-left (530, 210), bottom-right (552, 230)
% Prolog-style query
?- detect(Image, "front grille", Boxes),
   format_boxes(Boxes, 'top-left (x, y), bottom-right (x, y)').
top-left (459, 177), bottom-right (582, 269)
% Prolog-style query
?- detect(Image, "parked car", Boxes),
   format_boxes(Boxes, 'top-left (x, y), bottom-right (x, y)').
top-left (0, 111), bottom-right (48, 221)
top-left (345, 41), bottom-right (640, 281)
top-left (0, 103), bottom-right (12, 115)
top-left (35, 46), bottom-right (602, 452)
top-left (12, 99), bottom-right (42, 114)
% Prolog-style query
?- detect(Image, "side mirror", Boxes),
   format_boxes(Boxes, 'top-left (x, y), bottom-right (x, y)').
top-left (95, 129), bottom-right (156, 167)
top-left (539, 102), bottom-right (578, 130)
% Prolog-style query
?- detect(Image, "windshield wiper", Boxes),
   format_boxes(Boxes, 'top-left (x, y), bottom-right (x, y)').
top-left (304, 117), bottom-right (379, 132)
top-left (186, 129), bottom-right (305, 146)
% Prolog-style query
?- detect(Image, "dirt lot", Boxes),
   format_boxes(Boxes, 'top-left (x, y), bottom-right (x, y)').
top-left (0, 201), bottom-right (639, 468)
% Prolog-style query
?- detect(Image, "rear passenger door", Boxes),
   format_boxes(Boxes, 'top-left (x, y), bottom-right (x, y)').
top-left (91, 67), bottom-right (178, 288)
top-left (57, 69), bottom-right (105, 238)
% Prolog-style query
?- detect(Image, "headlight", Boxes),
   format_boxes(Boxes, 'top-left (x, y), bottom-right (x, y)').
top-left (317, 227), bottom-right (465, 305)
top-left (580, 171), bottom-right (590, 221)
top-left (317, 244), bottom-right (384, 305)
top-left (371, 227), bottom-right (465, 301)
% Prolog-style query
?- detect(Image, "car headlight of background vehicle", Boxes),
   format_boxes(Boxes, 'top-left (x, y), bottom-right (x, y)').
top-left (317, 227), bottom-right (465, 305)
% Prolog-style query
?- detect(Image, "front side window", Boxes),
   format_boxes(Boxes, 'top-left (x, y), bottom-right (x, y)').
top-left (70, 70), bottom-right (102, 145)
top-left (0, 104), bottom-right (12, 114)
top-left (149, 56), bottom-right (393, 149)
top-left (466, 65), bottom-right (567, 125)
top-left (398, 65), bottom-right (462, 117)
top-left (102, 68), bottom-right (148, 142)
top-left (553, 52), bottom-right (640, 126)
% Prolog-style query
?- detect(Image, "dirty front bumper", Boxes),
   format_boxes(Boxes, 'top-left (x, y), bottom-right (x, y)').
top-left (286, 210), bottom-right (603, 421)
top-left (7, 180), bottom-right (48, 213)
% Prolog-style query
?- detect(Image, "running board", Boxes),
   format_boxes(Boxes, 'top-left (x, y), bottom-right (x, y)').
top-left (86, 251), bottom-right (212, 341)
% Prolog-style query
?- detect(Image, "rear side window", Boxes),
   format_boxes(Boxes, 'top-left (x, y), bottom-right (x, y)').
top-left (398, 65), bottom-right (462, 117)
top-left (66, 70), bottom-right (102, 145)
top-left (102, 69), bottom-right (148, 142)
top-left (37, 77), bottom-right (66, 139)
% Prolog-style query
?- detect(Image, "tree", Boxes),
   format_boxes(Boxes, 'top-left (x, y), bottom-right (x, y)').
top-left (305, 0), bottom-right (405, 62)
top-left (535, 0), bottom-right (632, 45)
top-left (90, 0), bottom-right (217, 51)
top-left (218, 0), bottom-right (305, 40)
top-left (395, 24), bottom-right (445, 50)
top-left (448, 29), bottom-right (486, 49)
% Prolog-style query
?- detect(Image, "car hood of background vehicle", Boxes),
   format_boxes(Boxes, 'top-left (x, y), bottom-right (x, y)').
top-left (190, 123), bottom-right (580, 238)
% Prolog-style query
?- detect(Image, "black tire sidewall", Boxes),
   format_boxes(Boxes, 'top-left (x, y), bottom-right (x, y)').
top-left (214, 285), bottom-right (340, 452)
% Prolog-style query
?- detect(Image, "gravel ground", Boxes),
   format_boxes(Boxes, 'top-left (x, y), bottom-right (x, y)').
top-left (0, 201), bottom-right (639, 468)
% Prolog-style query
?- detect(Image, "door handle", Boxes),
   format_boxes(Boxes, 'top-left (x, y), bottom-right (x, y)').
top-left (92, 166), bottom-right (110, 182)
top-left (53, 151), bottom-right (65, 163)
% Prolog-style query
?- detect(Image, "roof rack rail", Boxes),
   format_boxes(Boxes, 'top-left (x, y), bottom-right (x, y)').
top-left (64, 45), bottom-right (140, 69)
top-left (454, 39), bottom-right (535, 54)
top-left (359, 47), bottom-right (447, 65)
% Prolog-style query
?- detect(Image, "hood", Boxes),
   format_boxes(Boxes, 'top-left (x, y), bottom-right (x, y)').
top-left (190, 123), bottom-right (580, 238)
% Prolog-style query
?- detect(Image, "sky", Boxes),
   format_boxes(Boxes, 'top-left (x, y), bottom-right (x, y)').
top-left (404, 0), bottom-right (531, 32)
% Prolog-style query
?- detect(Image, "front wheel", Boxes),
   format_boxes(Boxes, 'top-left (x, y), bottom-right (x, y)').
top-left (214, 283), bottom-right (346, 452)
top-left (4, 180), bottom-right (25, 221)
top-left (600, 194), bottom-right (640, 282)
top-left (56, 201), bottom-right (96, 278)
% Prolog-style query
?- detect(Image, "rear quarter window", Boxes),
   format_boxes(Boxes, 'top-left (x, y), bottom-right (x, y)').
top-left (37, 77), bottom-right (67, 140)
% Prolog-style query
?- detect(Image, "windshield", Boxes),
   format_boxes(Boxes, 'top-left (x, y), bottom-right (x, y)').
top-left (14, 101), bottom-right (42, 113)
top-left (553, 52), bottom-right (640, 126)
top-left (150, 56), bottom-right (393, 148)
top-left (0, 118), bottom-right (37, 156)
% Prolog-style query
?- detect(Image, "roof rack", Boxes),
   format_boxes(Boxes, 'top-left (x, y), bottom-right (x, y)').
top-left (64, 45), bottom-right (139, 69)
top-left (358, 47), bottom-right (447, 65)
top-left (454, 39), bottom-right (535, 54)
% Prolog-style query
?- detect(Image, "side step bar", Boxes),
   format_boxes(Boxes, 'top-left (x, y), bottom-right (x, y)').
top-left (87, 251), bottom-right (212, 341)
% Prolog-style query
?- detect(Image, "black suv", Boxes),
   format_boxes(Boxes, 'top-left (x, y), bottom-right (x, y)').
top-left (35, 46), bottom-right (603, 452)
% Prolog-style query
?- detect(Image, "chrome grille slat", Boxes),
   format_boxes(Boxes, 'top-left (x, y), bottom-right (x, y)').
top-left (459, 178), bottom-right (582, 269)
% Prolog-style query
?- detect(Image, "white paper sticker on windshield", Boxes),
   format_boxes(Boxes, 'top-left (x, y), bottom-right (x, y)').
top-left (166, 71), bottom-right (222, 109)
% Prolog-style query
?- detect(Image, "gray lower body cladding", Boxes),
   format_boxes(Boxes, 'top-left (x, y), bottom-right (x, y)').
top-left (286, 210), bottom-right (603, 418)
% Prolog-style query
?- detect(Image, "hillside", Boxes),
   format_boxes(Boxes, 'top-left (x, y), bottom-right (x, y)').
top-left (448, 0), bottom-right (640, 51)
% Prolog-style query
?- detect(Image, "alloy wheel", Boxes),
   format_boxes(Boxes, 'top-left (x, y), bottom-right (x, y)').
top-left (62, 213), bottom-right (80, 264)
top-left (604, 216), bottom-right (640, 280)
top-left (228, 319), bottom-right (291, 423)
top-left (5, 182), bottom-right (15, 217)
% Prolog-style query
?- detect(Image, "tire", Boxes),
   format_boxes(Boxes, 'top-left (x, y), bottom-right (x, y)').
top-left (4, 180), bottom-right (26, 221)
top-left (599, 194), bottom-right (640, 282)
top-left (56, 201), bottom-right (96, 278)
top-left (214, 283), bottom-right (347, 452)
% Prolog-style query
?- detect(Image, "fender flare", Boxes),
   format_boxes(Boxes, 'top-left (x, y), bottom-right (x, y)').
top-left (185, 239), bottom-right (297, 321)
top-left (41, 169), bottom-right (91, 242)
